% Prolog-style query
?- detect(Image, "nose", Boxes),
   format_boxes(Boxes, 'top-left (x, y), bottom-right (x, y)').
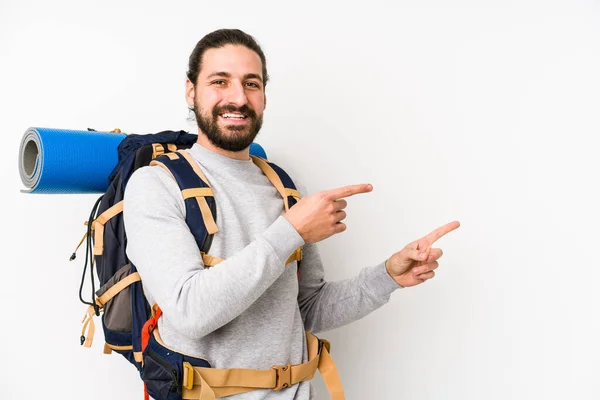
top-left (224, 80), bottom-right (248, 107)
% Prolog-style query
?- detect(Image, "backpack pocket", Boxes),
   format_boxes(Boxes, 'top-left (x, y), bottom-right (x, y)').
top-left (96, 263), bottom-right (135, 332)
top-left (141, 331), bottom-right (212, 400)
top-left (142, 347), bottom-right (181, 400)
top-left (96, 263), bottom-right (146, 369)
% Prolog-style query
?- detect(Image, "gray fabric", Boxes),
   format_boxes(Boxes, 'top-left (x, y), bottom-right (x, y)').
top-left (123, 143), bottom-right (401, 399)
top-left (96, 263), bottom-right (133, 332)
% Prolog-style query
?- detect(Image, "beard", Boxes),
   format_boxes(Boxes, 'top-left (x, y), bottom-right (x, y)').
top-left (193, 99), bottom-right (263, 152)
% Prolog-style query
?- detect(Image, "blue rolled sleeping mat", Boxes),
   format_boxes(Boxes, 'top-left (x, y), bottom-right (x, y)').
top-left (18, 127), bottom-right (268, 194)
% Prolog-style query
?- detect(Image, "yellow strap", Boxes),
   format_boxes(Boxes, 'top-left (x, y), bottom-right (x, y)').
top-left (95, 272), bottom-right (141, 307)
top-left (285, 188), bottom-right (301, 203)
top-left (152, 143), bottom-right (179, 158)
top-left (152, 143), bottom-right (165, 159)
top-left (149, 159), bottom-right (176, 180)
top-left (176, 153), bottom-right (219, 234)
top-left (182, 188), bottom-right (219, 235)
top-left (81, 305), bottom-right (96, 348)
top-left (177, 151), bottom-right (211, 184)
top-left (71, 231), bottom-right (88, 260)
top-left (318, 343), bottom-right (345, 399)
top-left (201, 249), bottom-right (299, 268)
top-left (104, 343), bottom-right (133, 351)
top-left (182, 188), bottom-right (214, 199)
top-left (196, 198), bottom-right (218, 235)
top-left (201, 252), bottom-right (224, 267)
top-left (150, 158), bottom-right (219, 235)
top-left (250, 156), bottom-right (290, 212)
top-left (181, 332), bottom-right (344, 399)
top-left (285, 247), bottom-right (303, 265)
top-left (92, 201), bottom-right (124, 256)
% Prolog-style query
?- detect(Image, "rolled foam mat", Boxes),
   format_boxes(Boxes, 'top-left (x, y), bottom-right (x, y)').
top-left (18, 127), bottom-right (127, 194)
top-left (19, 127), bottom-right (269, 194)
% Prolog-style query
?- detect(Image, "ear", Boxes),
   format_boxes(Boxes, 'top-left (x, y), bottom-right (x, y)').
top-left (263, 93), bottom-right (267, 110)
top-left (185, 79), bottom-right (196, 107)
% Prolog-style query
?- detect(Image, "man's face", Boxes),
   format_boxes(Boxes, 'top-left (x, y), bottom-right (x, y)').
top-left (186, 44), bottom-right (266, 152)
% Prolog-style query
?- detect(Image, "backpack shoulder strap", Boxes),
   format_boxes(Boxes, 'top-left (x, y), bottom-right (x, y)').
top-left (250, 155), bottom-right (301, 210)
top-left (149, 150), bottom-right (218, 254)
top-left (250, 155), bottom-right (303, 265)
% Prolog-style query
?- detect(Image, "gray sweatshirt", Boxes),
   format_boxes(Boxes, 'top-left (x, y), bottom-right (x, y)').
top-left (123, 143), bottom-right (401, 399)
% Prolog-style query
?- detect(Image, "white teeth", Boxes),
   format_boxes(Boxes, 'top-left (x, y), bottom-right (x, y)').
top-left (221, 113), bottom-right (246, 119)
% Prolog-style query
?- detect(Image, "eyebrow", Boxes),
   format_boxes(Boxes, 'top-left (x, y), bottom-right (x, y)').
top-left (207, 71), bottom-right (263, 83)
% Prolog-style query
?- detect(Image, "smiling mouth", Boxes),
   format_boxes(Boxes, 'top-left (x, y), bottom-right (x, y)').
top-left (219, 113), bottom-right (248, 120)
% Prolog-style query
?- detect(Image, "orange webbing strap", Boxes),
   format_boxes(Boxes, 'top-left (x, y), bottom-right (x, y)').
top-left (286, 247), bottom-right (303, 265)
top-left (150, 155), bottom-right (219, 235)
top-left (142, 305), bottom-right (164, 400)
top-left (92, 201), bottom-right (124, 256)
top-left (80, 272), bottom-right (142, 349)
top-left (151, 143), bottom-right (178, 159)
top-left (151, 143), bottom-right (165, 159)
top-left (201, 248), bottom-right (300, 268)
top-left (177, 151), bottom-right (219, 235)
top-left (250, 156), bottom-right (290, 212)
top-left (70, 230), bottom-right (88, 260)
top-left (317, 341), bottom-right (345, 399)
top-left (141, 305), bottom-right (163, 355)
top-left (80, 305), bottom-right (96, 348)
top-left (286, 188), bottom-right (301, 203)
top-left (181, 332), bottom-right (345, 400)
top-left (201, 252), bottom-right (224, 267)
top-left (95, 272), bottom-right (141, 307)
top-left (182, 188), bottom-right (218, 235)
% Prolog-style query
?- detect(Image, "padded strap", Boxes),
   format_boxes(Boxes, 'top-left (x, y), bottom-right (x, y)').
top-left (150, 158), bottom-right (218, 236)
top-left (178, 151), bottom-right (212, 184)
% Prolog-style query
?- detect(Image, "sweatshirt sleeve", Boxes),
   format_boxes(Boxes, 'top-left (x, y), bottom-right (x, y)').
top-left (292, 180), bottom-right (402, 333)
top-left (123, 166), bottom-right (304, 340)
top-left (297, 243), bottom-right (401, 333)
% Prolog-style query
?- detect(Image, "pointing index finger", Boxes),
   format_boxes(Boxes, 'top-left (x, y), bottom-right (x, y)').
top-left (423, 221), bottom-right (461, 245)
top-left (324, 184), bottom-right (373, 201)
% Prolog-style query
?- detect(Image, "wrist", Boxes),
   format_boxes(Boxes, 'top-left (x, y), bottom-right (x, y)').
top-left (381, 260), bottom-right (404, 289)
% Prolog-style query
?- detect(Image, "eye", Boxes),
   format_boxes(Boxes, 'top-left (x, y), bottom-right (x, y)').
top-left (245, 81), bottom-right (261, 89)
top-left (211, 80), bottom-right (226, 85)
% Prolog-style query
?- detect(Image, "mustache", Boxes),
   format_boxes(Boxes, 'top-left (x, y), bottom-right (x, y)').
top-left (212, 104), bottom-right (257, 119)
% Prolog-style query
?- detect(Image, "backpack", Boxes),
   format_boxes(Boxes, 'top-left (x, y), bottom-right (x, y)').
top-left (72, 130), bottom-right (345, 400)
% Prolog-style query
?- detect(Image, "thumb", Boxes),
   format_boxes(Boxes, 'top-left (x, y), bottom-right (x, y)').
top-left (404, 247), bottom-right (428, 262)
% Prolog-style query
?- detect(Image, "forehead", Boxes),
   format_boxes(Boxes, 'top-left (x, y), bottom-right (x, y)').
top-left (200, 45), bottom-right (263, 79)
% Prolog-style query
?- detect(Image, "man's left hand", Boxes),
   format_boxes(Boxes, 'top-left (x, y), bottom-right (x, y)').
top-left (385, 221), bottom-right (460, 287)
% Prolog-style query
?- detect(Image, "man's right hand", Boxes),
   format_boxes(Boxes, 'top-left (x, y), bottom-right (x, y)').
top-left (284, 184), bottom-right (373, 244)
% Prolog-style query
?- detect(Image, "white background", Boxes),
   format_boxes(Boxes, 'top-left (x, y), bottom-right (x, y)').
top-left (1, 0), bottom-right (599, 399)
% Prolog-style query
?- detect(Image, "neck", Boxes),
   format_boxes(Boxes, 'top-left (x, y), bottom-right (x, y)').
top-left (195, 130), bottom-right (250, 161)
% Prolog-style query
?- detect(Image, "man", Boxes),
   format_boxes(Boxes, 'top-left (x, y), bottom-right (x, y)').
top-left (123, 28), bottom-right (459, 399)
